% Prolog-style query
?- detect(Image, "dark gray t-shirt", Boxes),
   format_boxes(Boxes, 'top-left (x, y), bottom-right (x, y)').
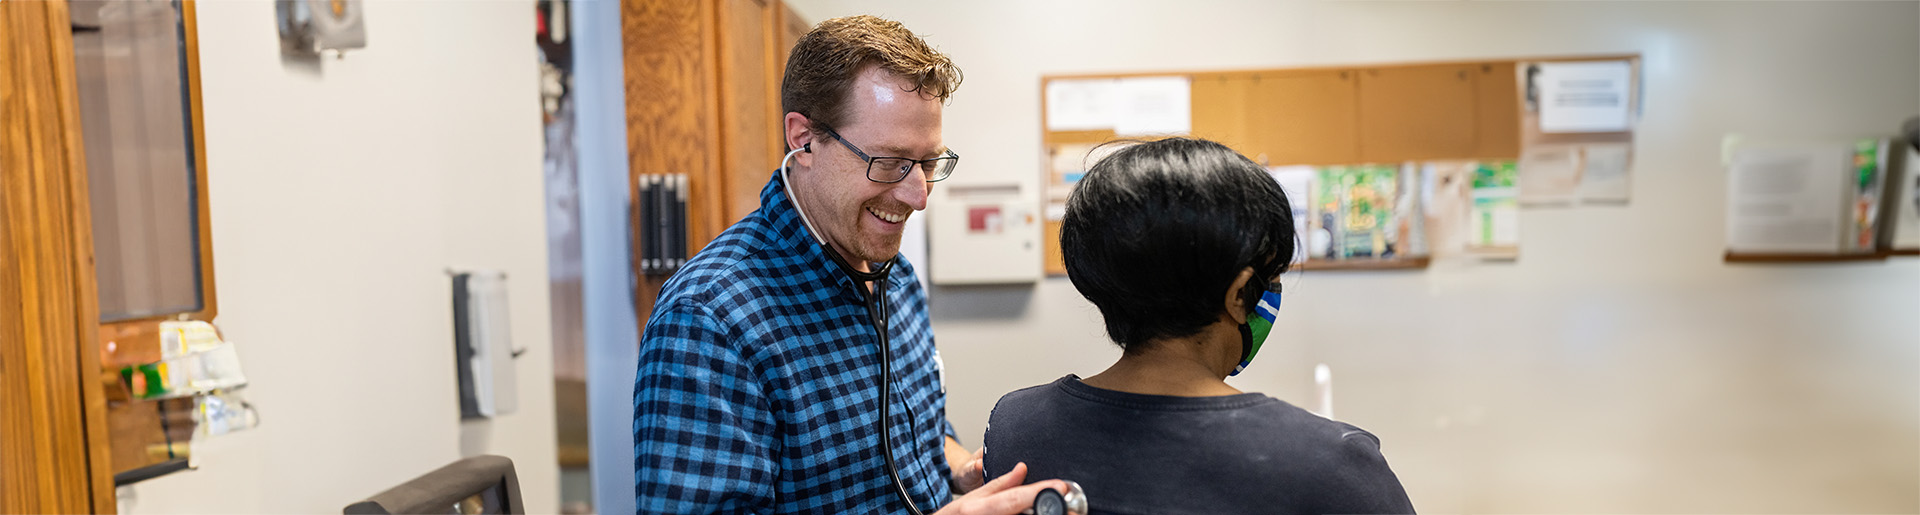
top-left (984, 375), bottom-right (1415, 515)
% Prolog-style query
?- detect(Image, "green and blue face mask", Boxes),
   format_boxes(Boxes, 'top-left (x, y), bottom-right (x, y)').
top-left (1230, 284), bottom-right (1283, 377)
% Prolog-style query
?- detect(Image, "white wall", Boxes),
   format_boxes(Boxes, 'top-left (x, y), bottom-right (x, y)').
top-left (787, 1), bottom-right (1920, 512)
top-left (121, 1), bottom-right (557, 513)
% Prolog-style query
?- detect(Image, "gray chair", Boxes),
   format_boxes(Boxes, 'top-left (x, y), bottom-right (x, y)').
top-left (344, 455), bottom-right (525, 514)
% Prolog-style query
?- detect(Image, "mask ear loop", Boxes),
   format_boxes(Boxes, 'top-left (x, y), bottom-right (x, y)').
top-left (778, 143), bottom-right (829, 246)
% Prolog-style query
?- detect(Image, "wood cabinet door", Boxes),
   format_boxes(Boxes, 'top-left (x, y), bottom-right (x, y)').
top-left (1, 0), bottom-right (117, 511)
top-left (717, 0), bottom-right (775, 226)
top-left (624, 0), bottom-right (723, 250)
top-left (1356, 64), bottom-right (1477, 162)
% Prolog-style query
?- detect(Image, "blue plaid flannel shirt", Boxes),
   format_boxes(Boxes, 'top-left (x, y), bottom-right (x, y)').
top-left (634, 171), bottom-right (956, 514)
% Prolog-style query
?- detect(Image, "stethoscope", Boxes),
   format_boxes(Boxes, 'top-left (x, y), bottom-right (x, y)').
top-left (781, 145), bottom-right (1088, 515)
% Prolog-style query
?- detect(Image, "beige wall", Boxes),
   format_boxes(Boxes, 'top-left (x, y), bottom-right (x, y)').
top-left (788, 1), bottom-right (1920, 512)
top-left (120, 1), bottom-right (557, 512)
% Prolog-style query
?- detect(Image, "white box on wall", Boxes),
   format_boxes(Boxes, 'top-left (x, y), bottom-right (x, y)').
top-left (929, 183), bottom-right (1041, 285)
top-left (452, 269), bottom-right (520, 418)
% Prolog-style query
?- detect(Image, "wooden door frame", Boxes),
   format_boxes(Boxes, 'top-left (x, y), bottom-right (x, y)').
top-left (1, 0), bottom-right (118, 512)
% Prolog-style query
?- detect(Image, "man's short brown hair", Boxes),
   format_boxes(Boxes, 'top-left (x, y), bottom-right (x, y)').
top-left (781, 15), bottom-right (962, 135)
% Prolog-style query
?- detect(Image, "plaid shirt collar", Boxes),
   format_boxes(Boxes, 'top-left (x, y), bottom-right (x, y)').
top-left (761, 169), bottom-right (903, 299)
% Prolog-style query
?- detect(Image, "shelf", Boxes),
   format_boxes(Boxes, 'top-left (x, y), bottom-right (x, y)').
top-left (1723, 252), bottom-right (1889, 263)
top-left (1299, 256), bottom-right (1431, 271)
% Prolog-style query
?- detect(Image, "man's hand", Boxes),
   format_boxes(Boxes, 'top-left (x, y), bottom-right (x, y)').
top-left (951, 446), bottom-right (986, 494)
top-left (946, 437), bottom-right (985, 494)
top-left (934, 462), bottom-right (1067, 515)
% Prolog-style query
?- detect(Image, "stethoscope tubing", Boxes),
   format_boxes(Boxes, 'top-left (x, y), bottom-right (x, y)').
top-left (781, 146), bottom-right (927, 515)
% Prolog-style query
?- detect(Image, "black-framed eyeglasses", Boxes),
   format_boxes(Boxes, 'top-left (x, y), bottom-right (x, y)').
top-left (820, 127), bottom-right (959, 183)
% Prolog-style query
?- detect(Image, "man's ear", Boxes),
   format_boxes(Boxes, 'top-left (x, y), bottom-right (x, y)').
top-left (784, 112), bottom-right (814, 168)
top-left (1223, 267), bottom-right (1256, 325)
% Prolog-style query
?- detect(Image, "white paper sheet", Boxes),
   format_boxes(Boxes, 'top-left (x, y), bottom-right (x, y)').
top-left (1578, 144), bottom-right (1634, 203)
top-left (1268, 166), bottom-right (1315, 264)
top-left (1112, 76), bottom-right (1191, 136)
top-left (1421, 162), bottom-right (1476, 258)
top-left (1518, 145), bottom-right (1582, 205)
top-left (1725, 143), bottom-right (1851, 253)
top-left (1044, 79), bottom-right (1118, 131)
top-left (1537, 61), bottom-right (1633, 133)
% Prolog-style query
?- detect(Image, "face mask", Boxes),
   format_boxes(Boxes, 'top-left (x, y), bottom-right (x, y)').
top-left (1230, 289), bottom-right (1283, 377)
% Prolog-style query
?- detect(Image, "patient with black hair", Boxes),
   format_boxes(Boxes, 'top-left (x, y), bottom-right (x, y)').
top-left (983, 138), bottom-right (1415, 515)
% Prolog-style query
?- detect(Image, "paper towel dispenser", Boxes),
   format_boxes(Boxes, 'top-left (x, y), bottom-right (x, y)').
top-left (451, 270), bottom-right (521, 419)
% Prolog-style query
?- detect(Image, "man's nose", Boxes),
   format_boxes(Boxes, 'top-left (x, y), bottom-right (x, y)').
top-left (893, 170), bottom-right (930, 211)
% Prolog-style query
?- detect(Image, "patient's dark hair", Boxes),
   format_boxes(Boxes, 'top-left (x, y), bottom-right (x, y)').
top-left (1060, 138), bottom-right (1295, 351)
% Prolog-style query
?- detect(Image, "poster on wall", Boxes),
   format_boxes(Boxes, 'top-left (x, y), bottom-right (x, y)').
top-left (1267, 166), bottom-right (1315, 264)
top-left (1470, 161), bottom-right (1522, 257)
top-left (1517, 145), bottom-right (1581, 205)
top-left (1519, 58), bottom-right (1640, 206)
top-left (1723, 142), bottom-right (1851, 254)
top-left (1045, 79), bottom-right (1119, 132)
top-left (1111, 76), bottom-right (1192, 136)
top-left (1578, 144), bottom-right (1634, 203)
top-left (1533, 60), bottom-right (1633, 134)
top-left (1044, 142), bottom-right (1124, 221)
top-left (1311, 165), bottom-right (1402, 260)
top-left (1423, 161), bottom-right (1520, 260)
top-left (1516, 143), bottom-right (1636, 206)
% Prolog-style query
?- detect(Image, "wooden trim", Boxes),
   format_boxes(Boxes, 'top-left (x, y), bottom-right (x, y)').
top-left (762, 0), bottom-right (784, 166)
top-left (1045, 129), bottom-right (1119, 146)
top-left (1039, 54), bottom-right (1641, 82)
top-left (1724, 252), bottom-right (1891, 264)
top-left (63, 0), bottom-right (116, 505)
top-left (183, 0), bottom-right (216, 323)
top-left (1, 0), bottom-right (115, 511)
top-left (693, 0), bottom-right (723, 251)
top-left (1298, 256), bottom-right (1432, 271)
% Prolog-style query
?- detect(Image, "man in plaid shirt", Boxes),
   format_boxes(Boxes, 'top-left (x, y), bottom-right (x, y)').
top-left (634, 15), bottom-right (1066, 515)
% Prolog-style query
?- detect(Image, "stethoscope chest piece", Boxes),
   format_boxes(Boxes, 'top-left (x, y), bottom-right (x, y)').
top-left (1028, 480), bottom-right (1088, 515)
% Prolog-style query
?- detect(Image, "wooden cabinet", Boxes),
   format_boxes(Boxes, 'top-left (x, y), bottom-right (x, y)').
top-left (623, 0), bottom-right (723, 251)
top-left (623, 0), bottom-right (805, 327)
top-left (1, 0), bottom-right (118, 511)
top-left (1356, 63), bottom-right (1478, 162)
top-left (624, 0), bottom-right (804, 252)
top-left (717, 0), bottom-right (777, 226)
top-left (777, 3), bottom-right (807, 72)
